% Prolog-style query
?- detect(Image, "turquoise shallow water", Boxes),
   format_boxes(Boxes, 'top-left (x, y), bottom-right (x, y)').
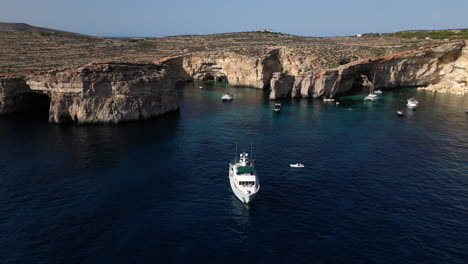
top-left (1, 82), bottom-right (468, 263)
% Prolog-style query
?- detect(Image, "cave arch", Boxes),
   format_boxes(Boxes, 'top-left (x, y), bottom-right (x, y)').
top-left (197, 72), bottom-right (228, 83)
top-left (4, 92), bottom-right (51, 120)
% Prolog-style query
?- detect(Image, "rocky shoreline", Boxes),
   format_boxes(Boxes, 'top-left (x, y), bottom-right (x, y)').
top-left (1, 25), bottom-right (467, 124)
top-left (161, 41), bottom-right (467, 100)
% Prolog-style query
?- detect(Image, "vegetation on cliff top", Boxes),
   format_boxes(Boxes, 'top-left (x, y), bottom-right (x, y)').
top-left (363, 29), bottom-right (468, 40)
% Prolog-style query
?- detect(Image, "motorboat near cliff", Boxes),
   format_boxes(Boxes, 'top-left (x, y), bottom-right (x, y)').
top-left (407, 98), bottom-right (419, 109)
top-left (396, 110), bottom-right (404, 117)
top-left (323, 98), bottom-right (335, 103)
top-left (290, 163), bottom-right (305, 168)
top-left (273, 101), bottom-right (282, 112)
top-left (221, 83), bottom-right (233, 101)
top-left (374, 90), bottom-right (383, 94)
top-left (229, 151), bottom-right (260, 204)
top-left (222, 92), bottom-right (233, 101)
top-left (364, 93), bottom-right (378, 101)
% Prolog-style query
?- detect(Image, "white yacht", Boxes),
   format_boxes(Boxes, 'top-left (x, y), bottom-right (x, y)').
top-left (221, 83), bottom-right (233, 101)
top-left (222, 92), bottom-right (233, 101)
top-left (407, 98), bottom-right (419, 109)
top-left (364, 93), bottom-right (378, 101)
top-left (229, 152), bottom-right (260, 204)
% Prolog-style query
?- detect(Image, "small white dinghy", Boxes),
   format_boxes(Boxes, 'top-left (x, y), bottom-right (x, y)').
top-left (374, 90), bottom-right (383, 94)
top-left (290, 163), bottom-right (305, 168)
top-left (323, 98), bottom-right (335, 103)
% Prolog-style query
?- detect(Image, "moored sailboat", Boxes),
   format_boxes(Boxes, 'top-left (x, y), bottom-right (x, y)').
top-left (364, 73), bottom-right (379, 101)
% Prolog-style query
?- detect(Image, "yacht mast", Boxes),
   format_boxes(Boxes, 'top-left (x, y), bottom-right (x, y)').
top-left (371, 72), bottom-right (376, 93)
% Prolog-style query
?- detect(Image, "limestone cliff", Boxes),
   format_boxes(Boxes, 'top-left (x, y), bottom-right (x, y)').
top-left (162, 41), bottom-right (466, 99)
top-left (162, 50), bottom-right (282, 88)
top-left (420, 42), bottom-right (468, 95)
top-left (161, 48), bottom-right (319, 91)
top-left (0, 63), bottom-right (179, 123)
top-left (267, 41), bottom-right (466, 99)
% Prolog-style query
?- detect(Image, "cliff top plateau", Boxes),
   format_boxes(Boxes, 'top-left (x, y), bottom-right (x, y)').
top-left (1, 23), bottom-right (466, 77)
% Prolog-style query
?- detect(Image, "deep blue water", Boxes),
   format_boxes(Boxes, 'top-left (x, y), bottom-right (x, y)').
top-left (1, 82), bottom-right (468, 264)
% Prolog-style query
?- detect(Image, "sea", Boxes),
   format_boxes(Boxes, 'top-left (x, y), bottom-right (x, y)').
top-left (1, 82), bottom-right (467, 264)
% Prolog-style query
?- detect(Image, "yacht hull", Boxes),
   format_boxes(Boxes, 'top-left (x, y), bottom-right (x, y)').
top-left (229, 174), bottom-right (257, 204)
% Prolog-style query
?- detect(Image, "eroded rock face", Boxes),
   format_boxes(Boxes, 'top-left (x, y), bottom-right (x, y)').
top-left (163, 52), bottom-right (273, 88)
top-left (162, 41), bottom-right (466, 99)
top-left (268, 41), bottom-right (466, 99)
top-left (420, 42), bottom-right (468, 95)
top-left (162, 48), bottom-right (320, 91)
top-left (269, 73), bottom-right (295, 99)
top-left (26, 63), bottom-right (178, 123)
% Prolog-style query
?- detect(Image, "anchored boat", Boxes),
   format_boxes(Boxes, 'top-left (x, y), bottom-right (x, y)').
top-left (273, 101), bottom-right (282, 112)
top-left (221, 83), bottom-right (233, 101)
top-left (229, 150), bottom-right (260, 204)
top-left (364, 73), bottom-right (379, 101)
top-left (290, 163), bottom-right (305, 168)
top-left (222, 92), bottom-right (233, 101)
top-left (407, 98), bottom-right (419, 109)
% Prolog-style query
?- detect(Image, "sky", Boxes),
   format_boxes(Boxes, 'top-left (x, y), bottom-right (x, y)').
top-left (1, 0), bottom-right (467, 37)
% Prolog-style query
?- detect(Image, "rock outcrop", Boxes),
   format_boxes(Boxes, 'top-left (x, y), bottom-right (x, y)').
top-left (420, 42), bottom-right (468, 95)
top-left (162, 50), bottom-right (278, 88)
top-left (0, 63), bottom-right (179, 123)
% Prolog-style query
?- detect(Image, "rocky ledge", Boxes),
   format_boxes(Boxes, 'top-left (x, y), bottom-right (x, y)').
top-left (0, 63), bottom-right (179, 123)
